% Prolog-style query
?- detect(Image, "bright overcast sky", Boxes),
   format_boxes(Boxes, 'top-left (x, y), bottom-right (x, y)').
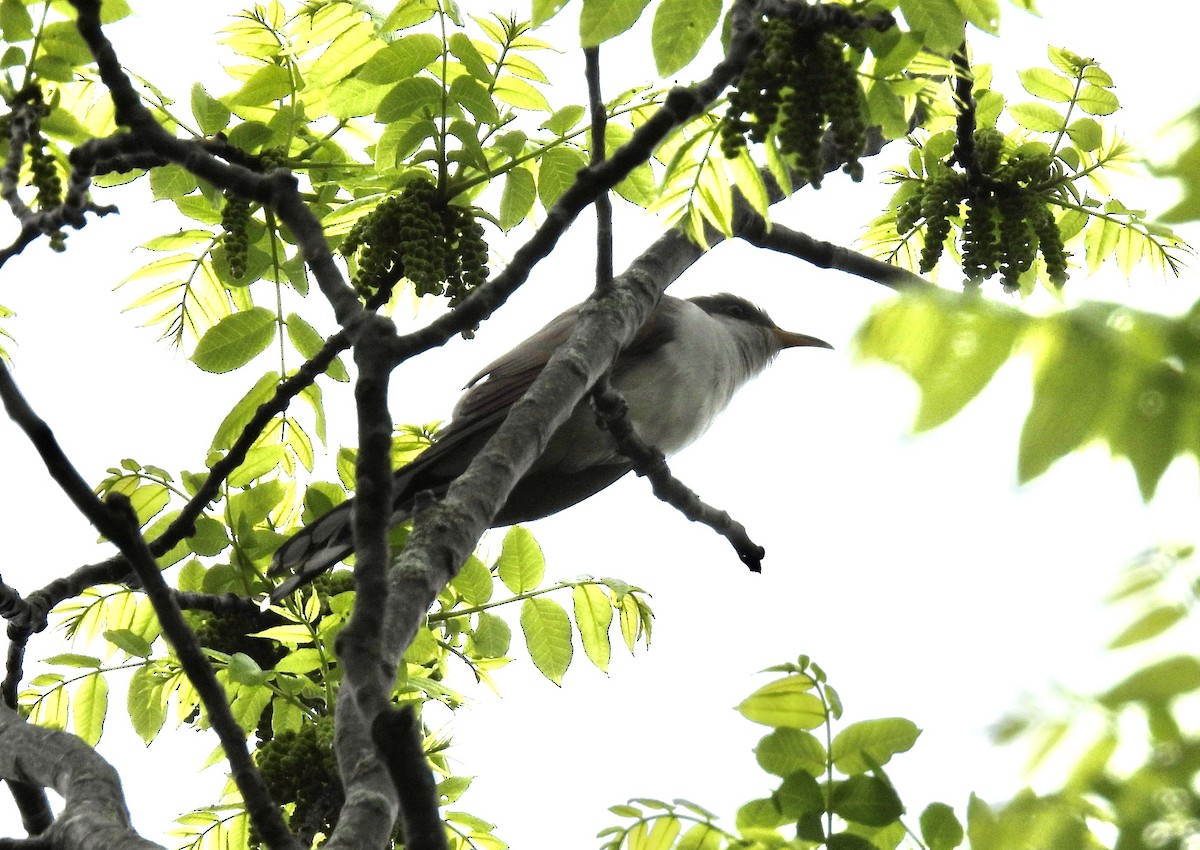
top-left (2, 1), bottom-right (1200, 846)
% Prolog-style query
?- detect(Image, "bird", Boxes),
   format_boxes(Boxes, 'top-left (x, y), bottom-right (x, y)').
top-left (268, 292), bottom-right (831, 600)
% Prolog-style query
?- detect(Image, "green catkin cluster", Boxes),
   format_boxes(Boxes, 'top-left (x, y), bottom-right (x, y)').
top-left (342, 177), bottom-right (488, 303)
top-left (720, 14), bottom-right (868, 188)
top-left (254, 714), bottom-right (342, 845)
top-left (28, 129), bottom-right (61, 213)
top-left (899, 129), bottom-right (1069, 289)
top-left (915, 168), bottom-right (965, 274)
top-left (220, 191), bottom-right (252, 279)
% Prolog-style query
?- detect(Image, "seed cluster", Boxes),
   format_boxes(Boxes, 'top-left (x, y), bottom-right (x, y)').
top-left (898, 129), bottom-right (1068, 289)
top-left (720, 11), bottom-right (871, 188)
top-left (341, 177), bottom-right (488, 303)
top-left (220, 191), bottom-right (252, 279)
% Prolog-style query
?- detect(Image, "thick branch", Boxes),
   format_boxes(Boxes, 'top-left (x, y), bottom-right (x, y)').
top-left (0, 703), bottom-right (162, 850)
top-left (326, 317), bottom-right (408, 850)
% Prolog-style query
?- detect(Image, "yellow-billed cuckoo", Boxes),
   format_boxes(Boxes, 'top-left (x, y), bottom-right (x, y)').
top-left (269, 293), bottom-right (830, 600)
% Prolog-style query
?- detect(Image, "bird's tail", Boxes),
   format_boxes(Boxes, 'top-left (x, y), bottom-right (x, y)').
top-left (267, 500), bottom-right (356, 603)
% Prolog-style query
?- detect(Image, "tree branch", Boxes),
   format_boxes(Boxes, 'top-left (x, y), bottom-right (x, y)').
top-left (738, 219), bottom-right (930, 290)
top-left (0, 703), bottom-right (162, 850)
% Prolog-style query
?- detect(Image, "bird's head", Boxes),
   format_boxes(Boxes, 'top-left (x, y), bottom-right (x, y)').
top-left (688, 292), bottom-right (832, 374)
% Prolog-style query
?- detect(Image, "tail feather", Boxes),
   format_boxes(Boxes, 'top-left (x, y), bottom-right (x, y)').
top-left (268, 500), bottom-right (355, 603)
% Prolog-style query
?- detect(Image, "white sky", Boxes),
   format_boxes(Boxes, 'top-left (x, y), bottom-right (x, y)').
top-left (3, 0), bottom-right (1200, 847)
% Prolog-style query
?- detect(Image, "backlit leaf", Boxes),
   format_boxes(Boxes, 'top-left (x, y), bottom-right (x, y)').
top-left (73, 674), bottom-right (107, 746)
top-left (651, 0), bottom-right (719, 76)
top-left (1008, 101), bottom-right (1063, 132)
top-left (830, 717), bottom-right (921, 774)
top-left (496, 526), bottom-right (545, 593)
top-left (736, 674), bottom-right (826, 729)
top-left (579, 0), bottom-right (653, 47)
top-left (191, 307), bottom-right (277, 374)
top-left (520, 597), bottom-right (572, 684)
top-left (573, 584), bottom-right (612, 672)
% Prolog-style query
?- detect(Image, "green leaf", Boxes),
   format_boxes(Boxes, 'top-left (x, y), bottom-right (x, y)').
top-left (735, 798), bottom-right (786, 831)
top-left (191, 307), bottom-right (277, 374)
top-left (499, 165), bottom-right (536, 230)
top-left (1076, 84), bottom-right (1119, 116)
top-left (42, 653), bottom-right (102, 668)
top-left (496, 526), bottom-right (545, 593)
top-left (188, 516), bottom-right (230, 556)
top-left (1108, 360), bottom-right (1183, 500)
top-left (775, 770), bottom-right (824, 819)
top-left (830, 775), bottom-right (905, 827)
top-left (451, 554), bottom-right (494, 605)
top-left (755, 727), bottom-right (827, 777)
top-left (541, 105), bottom-right (585, 136)
top-left (285, 313), bottom-right (349, 381)
top-left (898, 0), bottom-right (967, 55)
top-left (149, 164), bottom-right (199, 200)
top-left (825, 834), bottom-right (876, 850)
top-left (376, 77), bottom-right (446, 123)
top-left (73, 674), bottom-right (108, 746)
top-left (532, 0), bottom-right (571, 26)
top-left (227, 652), bottom-right (268, 686)
top-left (736, 674), bottom-right (826, 729)
top-left (830, 718), bottom-right (921, 774)
top-left (579, 0), bottom-right (654, 47)
top-left (273, 648), bottom-right (324, 674)
top-left (520, 597), bottom-right (572, 685)
top-left (1008, 101), bottom-right (1063, 132)
top-left (127, 665), bottom-right (168, 744)
top-left (1108, 604), bottom-right (1188, 649)
top-left (471, 611), bottom-right (511, 658)
top-left (211, 371), bottom-right (280, 452)
top-left (651, 0), bottom-right (719, 76)
top-left (920, 802), bottom-right (965, 850)
top-left (1066, 118), bottom-right (1102, 151)
top-left (451, 75), bottom-right (499, 123)
top-left (957, 0), bottom-right (999, 34)
top-left (1099, 655), bottom-right (1200, 708)
top-left (229, 63), bottom-right (293, 106)
top-left (855, 292), bottom-right (1027, 432)
top-left (1018, 314), bottom-right (1117, 482)
top-left (104, 628), bottom-right (152, 658)
top-left (190, 83), bottom-right (230, 136)
top-left (1018, 67), bottom-right (1074, 102)
top-left (493, 76), bottom-right (552, 111)
top-left (361, 33), bottom-right (442, 83)
top-left (677, 823), bottom-right (722, 850)
top-left (449, 32), bottom-right (493, 82)
top-left (572, 584), bottom-right (612, 672)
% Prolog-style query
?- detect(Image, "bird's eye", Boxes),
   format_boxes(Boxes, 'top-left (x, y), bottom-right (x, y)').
top-left (725, 303), bottom-right (745, 318)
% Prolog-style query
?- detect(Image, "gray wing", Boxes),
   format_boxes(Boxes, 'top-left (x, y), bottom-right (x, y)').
top-left (269, 296), bottom-right (679, 600)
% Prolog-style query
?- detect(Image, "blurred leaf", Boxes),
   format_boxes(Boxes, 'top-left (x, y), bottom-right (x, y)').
top-left (1099, 655), bottom-right (1200, 708)
top-left (830, 775), bottom-right (904, 827)
top-left (1108, 603), bottom-right (1188, 649)
top-left (920, 802), bottom-right (964, 850)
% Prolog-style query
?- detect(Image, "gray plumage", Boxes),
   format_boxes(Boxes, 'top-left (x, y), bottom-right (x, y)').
top-left (268, 293), bottom-right (830, 601)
